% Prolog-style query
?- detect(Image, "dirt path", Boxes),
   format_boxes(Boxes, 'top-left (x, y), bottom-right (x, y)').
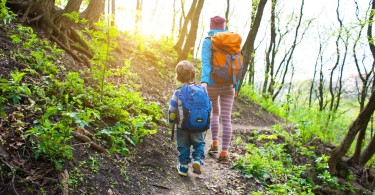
top-left (166, 123), bottom-right (274, 194)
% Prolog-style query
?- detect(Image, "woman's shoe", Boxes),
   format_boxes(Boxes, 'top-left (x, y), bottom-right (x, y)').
top-left (208, 145), bottom-right (219, 155)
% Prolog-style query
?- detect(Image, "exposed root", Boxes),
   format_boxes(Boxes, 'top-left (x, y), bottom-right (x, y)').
top-left (28, 14), bottom-right (43, 23)
top-left (20, 2), bottom-right (32, 23)
top-left (8, 0), bottom-right (96, 68)
top-left (51, 36), bottom-right (83, 63)
top-left (71, 131), bottom-right (109, 154)
top-left (58, 169), bottom-right (69, 195)
top-left (0, 158), bottom-right (19, 195)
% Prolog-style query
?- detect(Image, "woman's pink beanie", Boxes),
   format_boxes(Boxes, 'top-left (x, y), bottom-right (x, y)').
top-left (210, 16), bottom-right (226, 30)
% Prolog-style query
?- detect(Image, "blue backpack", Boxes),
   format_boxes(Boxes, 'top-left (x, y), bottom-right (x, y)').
top-left (179, 84), bottom-right (211, 133)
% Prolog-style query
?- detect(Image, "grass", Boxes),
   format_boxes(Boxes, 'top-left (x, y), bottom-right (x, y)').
top-left (233, 84), bottom-right (374, 193)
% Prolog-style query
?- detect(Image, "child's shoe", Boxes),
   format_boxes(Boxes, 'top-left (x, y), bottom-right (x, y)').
top-left (177, 164), bottom-right (188, 176)
top-left (192, 158), bottom-right (203, 174)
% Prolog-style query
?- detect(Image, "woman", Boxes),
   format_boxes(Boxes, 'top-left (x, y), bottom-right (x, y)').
top-left (200, 16), bottom-right (237, 164)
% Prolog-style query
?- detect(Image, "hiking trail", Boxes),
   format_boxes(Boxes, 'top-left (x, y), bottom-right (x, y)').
top-left (170, 124), bottom-right (275, 195)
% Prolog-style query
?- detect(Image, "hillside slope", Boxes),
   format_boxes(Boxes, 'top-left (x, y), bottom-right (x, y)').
top-left (2, 20), bottom-right (373, 194)
top-left (0, 20), bottom-right (284, 194)
top-left (112, 33), bottom-right (285, 194)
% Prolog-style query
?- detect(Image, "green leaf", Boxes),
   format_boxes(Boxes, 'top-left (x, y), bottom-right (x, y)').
top-left (63, 112), bottom-right (78, 119)
top-left (125, 136), bottom-right (135, 146)
top-left (91, 111), bottom-right (101, 120)
top-left (100, 128), bottom-right (112, 135)
top-left (21, 85), bottom-right (31, 96)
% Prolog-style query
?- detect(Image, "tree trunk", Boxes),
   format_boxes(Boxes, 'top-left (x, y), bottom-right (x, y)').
top-left (359, 134), bottom-right (375, 165)
top-left (333, 0), bottom-right (348, 113)
top-left (238, 0), bottom-right (268, 93)
top-left (225, 0), bottom-right (229, 29)
top-left (309, 33), bottom-right (322, 108)
top-left (171, 0), bottom-right (177, 41)
top-left (271, 0), bottom-right (307, 101)
top-left (54, 0), bottom-right (82, 30)
top-left (174, 0), bottom-right (198, 53)
top-left (328, 0), bottom-right (375, 172)
top-left (7, 0), bottom-right (97, 67)
top-left (177, 0), bottom-right (186, 42)
top-left (7, 0), bottom-right (56, 33)
top-left (111, 0), bottom-right (116, 26)
top-left (81, 0), bottom-right (105, 28)
top-left (350, 91), bottom-right (368, 164)
top-left (53, 0), bottom-right (83, 46)
top-left (176, 0), bottom-right (204, 62)
top-left (263, 0), bottom-right (276, 96)
top-left (349, 0), bottom-right (375, 165)
top-left (318, 58), bottom-right (324, 111)
top-left (328, 0), bottom-right (345, 117)
top-left (328, 89), bottom-right (375, 175)
top-left (135, 0), bottom-right (143, 35)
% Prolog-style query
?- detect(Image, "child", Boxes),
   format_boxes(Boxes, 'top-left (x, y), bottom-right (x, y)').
top-left (168, 60), bottom-right (205, 176)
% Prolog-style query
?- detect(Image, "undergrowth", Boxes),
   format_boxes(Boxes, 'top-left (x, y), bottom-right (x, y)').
top-left (0, 10), bottom-right (163, 170)
top-left (234, 84), bottom-right (373, 194)
top-left (238, 84), bottom-right (351, 144)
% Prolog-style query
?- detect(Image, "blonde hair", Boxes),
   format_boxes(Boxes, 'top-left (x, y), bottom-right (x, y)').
top-left (175, 60), bottom-right (195, 83)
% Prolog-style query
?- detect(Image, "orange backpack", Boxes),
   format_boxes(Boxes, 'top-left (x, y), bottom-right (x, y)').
top-left (209, 32), bottom-right (244, 85)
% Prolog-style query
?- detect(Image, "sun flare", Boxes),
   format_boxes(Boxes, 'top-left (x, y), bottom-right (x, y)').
top-left (114, 0), bottom-right (173, 37)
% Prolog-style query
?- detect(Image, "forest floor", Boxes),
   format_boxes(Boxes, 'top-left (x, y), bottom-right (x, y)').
top-left (120, 101), bottom-right (283, 195)
top-left (0, 22), bottom-right (284, 194)
top-left (0, 21), bottom-right (374, 194)
top-left (111, 33), bottom-right (285, 194)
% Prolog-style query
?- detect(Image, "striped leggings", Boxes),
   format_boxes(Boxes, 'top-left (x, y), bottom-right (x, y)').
top-left (207, 84), bottom-right (235, 152)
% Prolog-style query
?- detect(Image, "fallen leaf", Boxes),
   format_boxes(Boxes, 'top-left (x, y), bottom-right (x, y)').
top-left (0, 143), bottom-right (9, 159)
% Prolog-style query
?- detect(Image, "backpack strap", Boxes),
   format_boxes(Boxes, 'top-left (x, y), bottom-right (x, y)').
top-left (232, 56), bottom-right (236, 84)
top-left (171, 123), bottom-right (175, 141)
top-left (175, 86), bottom-right (182, 96)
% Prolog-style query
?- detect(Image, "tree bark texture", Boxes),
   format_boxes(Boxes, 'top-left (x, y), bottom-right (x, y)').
top-left (134, 0), bottom-right (143, 35)
top-left (225, 0), bottom-right (229, 29)
top-left (54, 0), bottom-right (83, 30)
top-left (272, 0), bottom-right (306, 101)
top-left (238, 0), bottom-right (268, 93)
top-left (349, 0), bottom-right (375, 165)
top-left (81, 0), bottom-right (105, 28)
top-left (111, 0), bottom-right (116, 26)
top-left (176, 0), bottom-right (204, 62)
top-left (359, 134), bottom-right (375, 165)
top-left (356, 0), bottom-right (375, 166)
top-left (333, 0), bottom-right (348, 113)
top-left (328, 0), bottom-right (345, 116)
top-left (171, 0), bottom-right (177, 40)
top-left (328, 0), bottom-right (375, 171)
top-left (318, 61), bottom-right (324, 111)
top-left (174, 0), bottom-right (198, 53)
top-left (7, 0), bottom-right (105, 67)
top-left (263, 0), bottom-right (276, 96)
top-left (309, 35), bottom-right (322, 108)
top-left (328, 89), bottom-right (375, 175)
